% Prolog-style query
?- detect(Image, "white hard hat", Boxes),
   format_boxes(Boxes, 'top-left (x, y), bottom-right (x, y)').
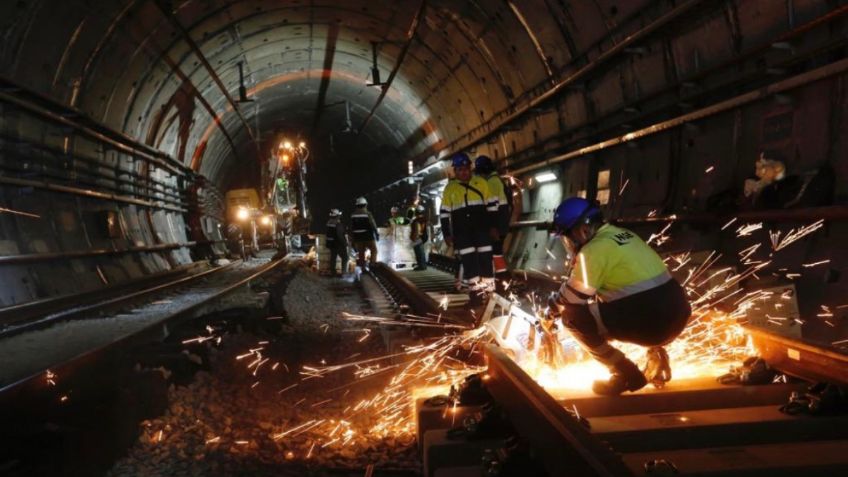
top-left (391, 206), bottom-right (399, 213)
top-left (329, 209), bottom-right (341, 217)
top-left (355, 197), bottom-right (367, 206)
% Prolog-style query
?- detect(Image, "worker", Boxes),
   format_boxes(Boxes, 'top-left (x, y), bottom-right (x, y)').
top-left (405, 202), bottom-right (417, 223)
top-left (325, 209), bottom-right (348, 277)
top-left (410, 205), bottom-right (429, 271)
top-left (547, 197), bottom-right (691, 395)
top-left (351, 197), bottom-right (379, 270)
top-left (474, 155), bottom-right (510, 273)
top-left (440, 153), bottom-right (497, 289)
top-left (388, 206), bottom-right (409, 226)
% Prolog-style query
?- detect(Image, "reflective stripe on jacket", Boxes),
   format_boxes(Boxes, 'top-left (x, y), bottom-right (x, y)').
top-left (439, 176), bottom-right (491, 240)
top-left (563, 224), bottom-right (670, 304)
top-left (350, 208), bottom-right (378, 243)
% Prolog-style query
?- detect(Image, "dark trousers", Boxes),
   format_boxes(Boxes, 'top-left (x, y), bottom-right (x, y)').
top-left (561, 279), bottom-right (691, 368)
top-left (455, 226), bottom-right (493, 283)
top-left (329, 247), bottom-right (348, 275)
top-left (413, 242), bottom-right (427, 269)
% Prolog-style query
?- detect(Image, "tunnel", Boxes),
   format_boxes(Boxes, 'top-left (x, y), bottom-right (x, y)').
top-left (2, 0), bottom-right (848, 476)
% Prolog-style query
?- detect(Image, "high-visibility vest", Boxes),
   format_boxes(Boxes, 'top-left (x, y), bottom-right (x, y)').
top-left (350, 208), bottom-right (377, 242)
top-left (567, 224), bottom-right (670, 302)
top-left (439, 176), bottom-right (497, 239)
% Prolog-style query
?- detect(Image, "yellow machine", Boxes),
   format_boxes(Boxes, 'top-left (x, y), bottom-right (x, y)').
top-left (225, 188), bottom-right (261, 222)
top-left (224, 188), bottom-right (280, 258)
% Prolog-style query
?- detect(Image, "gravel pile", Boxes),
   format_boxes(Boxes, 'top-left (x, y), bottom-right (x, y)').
top-left (109, 268), bottom-right (420, 476)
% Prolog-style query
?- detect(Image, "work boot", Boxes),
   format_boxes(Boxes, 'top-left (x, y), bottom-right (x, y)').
top-left (644, 346), bottom-right (672, 389)
top-left (592, 359), bottom-right (648, 396)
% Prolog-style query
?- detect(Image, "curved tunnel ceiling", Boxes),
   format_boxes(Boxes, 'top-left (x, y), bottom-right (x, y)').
top-left (2, 0), bottom-right (652, 192)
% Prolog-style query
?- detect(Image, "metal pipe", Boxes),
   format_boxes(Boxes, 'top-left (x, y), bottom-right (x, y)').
top-left (435, 0), bottom-right (704, 157)
top-left (0, 242), bottom-right (196, 265)
top-left (498, 4), bottom-right (848, 176)
top-left (0, 76), bottom-right (191, 176)
top-left (509, 56), bottom-right (848, 176)
top-left (0, 176), bottom-right (187, 213)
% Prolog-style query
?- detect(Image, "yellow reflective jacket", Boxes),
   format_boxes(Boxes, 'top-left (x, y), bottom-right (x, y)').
top-left (563, 224), bottom-right (670, 303)
top-left (439, 176), bottom-right (496, 239)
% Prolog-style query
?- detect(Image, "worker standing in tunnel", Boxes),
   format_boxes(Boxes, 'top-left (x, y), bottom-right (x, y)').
top-left (388, 206), bottom-right (409, 226)
top-left (410, 205), bottom-right (429, 271)
top-left (474, 155), bottom-right (510, 274)
top-left (440, 153), bottom-right (497, 291)
top-left (547, 197), bottom-right (691, 396)
top-left (325, 209), bottom-right (348, 277)
top-left (351, 197), bottom-right (379, 270)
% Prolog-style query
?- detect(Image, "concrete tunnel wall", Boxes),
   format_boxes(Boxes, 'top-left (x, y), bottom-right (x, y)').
top-left (1, 1), bottom-right (847, 313)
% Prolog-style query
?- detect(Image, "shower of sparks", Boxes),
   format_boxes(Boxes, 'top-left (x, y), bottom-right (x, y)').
top-left (802, 260), bottom-right (830, 268)
top-left (738, 244), bottom-right (761, 263)
top-left (704, 166), bottom-right (715, 173)
top-left (770, 220), bottom-right (825, 251)
top-left (0, 206), bottom-right (41, 219)
top-left (182, 211), bottom-right (836, 463)
top-left (721, 217), bottom-right (737, 230)
top-left (647, 221), bottom-right (673, 246)
top-left (736, 222), bottom-right (762, 237)
top-left (618, 178), bottom-right (630, 196)
top-left (45, 369), bottom-right (57, 386)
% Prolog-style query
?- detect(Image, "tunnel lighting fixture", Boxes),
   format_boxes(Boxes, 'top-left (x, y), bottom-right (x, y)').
top-left (283, 141), bottom-right (293, 150)
top-left (408, 161), bottom-right (414, 175)
top-left (236, 207), bottom-right (250, 221)
top-left (260, 216), bottom-right (272, 226)
top-left (535, 172), bottom-right (558, 183)
top-left (280, 153), bottom-right (291, 164)
top-left (299, 141), bottom-right (306, 148)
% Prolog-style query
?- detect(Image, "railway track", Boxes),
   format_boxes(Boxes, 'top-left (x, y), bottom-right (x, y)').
top-left (363, 257), bottom-right (848, 476)
top-left (0, 254), bottom-right (287, 401)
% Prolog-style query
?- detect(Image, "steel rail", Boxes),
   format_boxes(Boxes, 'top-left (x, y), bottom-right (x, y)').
top-left (0, 257), bottom-right (286, 403)
top-left (370, 262), bottom-right (451, 319)
top-left (0, 261), bottom-right (204, 331)
top-left (0, 260), bottom-right (234, 337)
top-left (483, 344), bottom-right (633, 476)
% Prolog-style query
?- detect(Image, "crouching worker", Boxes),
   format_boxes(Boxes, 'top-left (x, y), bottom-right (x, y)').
top-left (547, 197), bottom-right (691, 395)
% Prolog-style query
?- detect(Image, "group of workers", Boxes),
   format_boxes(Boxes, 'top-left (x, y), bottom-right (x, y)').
top-left (324, 197), bottom-right (430, 276)
top-left (437, 152), bottom-right (690, 396)
top-left (323, 152), bottom-right (692, 396)
top-left (439, 153), bottom-right (511, 289)
top-left (324, 197), bottom-right (377, 276)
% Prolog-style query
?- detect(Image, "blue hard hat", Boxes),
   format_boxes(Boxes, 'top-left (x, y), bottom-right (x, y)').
top-left (474, 155), bottom-right (494, 173)
top-left (451, 153), bottom-right (471, 169)
top-left (552, 197), bottom-right (600, 234)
